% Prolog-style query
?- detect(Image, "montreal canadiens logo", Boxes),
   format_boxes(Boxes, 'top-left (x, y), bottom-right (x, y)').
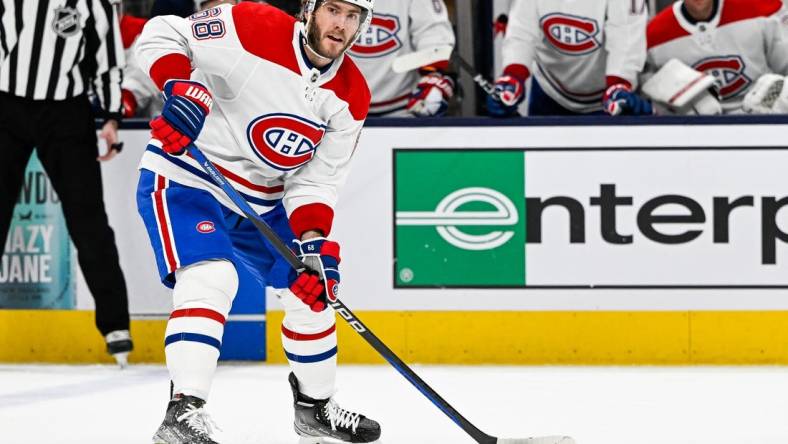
top-left (540, 13), bottom-right (601, 55)
top-left (246, 113), bottom-right (326, 171)
top-left (196, 221), bottom-right (216, 233)
top-left (693, 56), bottom-right (751, 99)
top-left (349, 13), bottom-right (402, 58)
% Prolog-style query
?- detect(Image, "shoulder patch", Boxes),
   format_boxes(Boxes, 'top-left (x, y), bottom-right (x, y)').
top-left (647, 6), bottom-right (689, 49)
top-left (719, 0), bottom-right (783, 27)
top-left (233, 2), bottom-right (300, 75)
top-left (120, 15), bottom-right (147, 49)
top-left (322, 57), bottom-right (371, 121)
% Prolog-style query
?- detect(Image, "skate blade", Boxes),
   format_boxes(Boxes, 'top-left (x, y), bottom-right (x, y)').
top-left (298, 438), bottom-right (382, 444)
top-left (113, 352), bottom-right (129, 369)
top-left (497, 436), bottom-right (575, 444)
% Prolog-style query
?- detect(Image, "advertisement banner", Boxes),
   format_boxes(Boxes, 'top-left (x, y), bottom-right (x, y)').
top-left (394, 148), bottom-right (788, 288)
top-left (395, 150), bottom-right (526, 286)
top-left (0, 151), bottom-right (75, 308)
top-left (103, 123), bottom-right (788, 311)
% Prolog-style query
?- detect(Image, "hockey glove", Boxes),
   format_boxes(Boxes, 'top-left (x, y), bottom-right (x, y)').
top-left (121, 88), bottom-right (137, 118)
top-left (603, 83), bottom-right (653, 116)
top-left (407, 72), bottom-right (455, 117)
top-left (150, 79), bottom-right (213, 155)
top-left (289, 237), bottom-right (340, 312)
top-left (487, 74), bottom-right (525, 117)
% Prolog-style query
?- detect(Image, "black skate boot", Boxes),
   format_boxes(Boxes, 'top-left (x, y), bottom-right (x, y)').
top-left (152, 394), bottom-right (220, 444)
top-left (289, 372), bottom-right (381, 443)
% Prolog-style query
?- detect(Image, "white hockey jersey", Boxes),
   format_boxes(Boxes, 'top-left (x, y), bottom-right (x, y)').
top-left (120, 15), bottom-right (162, 118)
top-left (123, 38), bottom-right (163, 118)
top-left (348, 0), bottom-right (455, 116)
top-left (502, 0), bottom-right (648, 113)
top-left (646, 0), bottom-right (788, 113)
top-left (135, 2), bottom-right (370, 237)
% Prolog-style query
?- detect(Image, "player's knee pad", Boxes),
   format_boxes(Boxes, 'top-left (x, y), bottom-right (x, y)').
top-left (275, 288), bottom-right (336, 332)
top-left (172, 259), bottom-right (238, 317)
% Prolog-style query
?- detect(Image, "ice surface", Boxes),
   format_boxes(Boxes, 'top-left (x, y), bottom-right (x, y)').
top-left (1, 364), bottom-right (787, 444)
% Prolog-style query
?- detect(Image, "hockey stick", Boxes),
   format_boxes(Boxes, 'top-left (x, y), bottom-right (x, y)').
top-left (391, 46), bottom-right (500, 100)
top-left (188, 144), bottom-right (573, 444)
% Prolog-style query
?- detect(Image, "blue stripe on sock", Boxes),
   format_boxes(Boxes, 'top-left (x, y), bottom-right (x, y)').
top-left (285, 346), bottom-right (338, 363)
top-left (165, 333), bottom-right (222, 351)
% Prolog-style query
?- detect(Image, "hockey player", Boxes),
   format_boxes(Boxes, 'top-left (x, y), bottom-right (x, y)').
top-left (348, 0), bottom-right (456, 117)
top-left (122, 2), bottom-right (239, 119)
top-left (490, 0), bottom-right (653, 116)
top-left (134, 1), bottom-right (379, 443)
top-left (120, 14), bottom-right (158, 118)
top-left (646, 0), bottom-right (788, 114)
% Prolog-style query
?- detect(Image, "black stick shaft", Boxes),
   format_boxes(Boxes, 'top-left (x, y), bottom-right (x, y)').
top-left (188, 145), bottom-right (497, 444)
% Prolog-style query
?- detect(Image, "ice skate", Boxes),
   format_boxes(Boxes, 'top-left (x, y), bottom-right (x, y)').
top-left (105, 330), bottom-right (133, 368)
top-left (289, 372), bottom-right (381, 443)
top-left (152, 394), bottom-right (220, 444)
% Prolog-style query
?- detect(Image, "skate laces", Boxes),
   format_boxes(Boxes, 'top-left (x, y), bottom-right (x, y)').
top-left (177, 404), bottom-right (219, 437)
top-left (324, 398), bottom-right (361, 433)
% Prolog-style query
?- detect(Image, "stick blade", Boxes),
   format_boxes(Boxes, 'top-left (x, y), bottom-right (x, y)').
top-left (497, 436), bottom-right (576, 444)
top-left (391, 46), bottom-right (453, 73)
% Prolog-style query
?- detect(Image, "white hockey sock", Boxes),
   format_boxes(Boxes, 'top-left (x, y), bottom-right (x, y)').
top-left (166, 260), bottom-right (237, 400)
top-left (278, 289), bottom-right (338, 400)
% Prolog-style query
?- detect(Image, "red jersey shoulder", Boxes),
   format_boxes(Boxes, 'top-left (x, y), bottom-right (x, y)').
top-left (232, 2), bottom-right (300, 74)
top-left (647, 6), bottom-right (689, 49)
top-left (323, 57), bottom-right (371, 121)
top-left (719, 0), bottom-right (782, 27)
top-left (120, 15), bottom-right (148, 49)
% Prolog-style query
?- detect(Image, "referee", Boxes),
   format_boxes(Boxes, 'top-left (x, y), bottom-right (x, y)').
top-left (0, 0), bottom-right (133, 365)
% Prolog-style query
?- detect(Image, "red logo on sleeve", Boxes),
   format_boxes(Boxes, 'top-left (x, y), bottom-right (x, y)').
top-left (693, 56), bottom-right (751, 99)
top-left (246, 114), bottom-right (326, 171)
top-left (540, 13), bottom-right (601, 55)
top-left (348, 14), bottom-right (402, 58)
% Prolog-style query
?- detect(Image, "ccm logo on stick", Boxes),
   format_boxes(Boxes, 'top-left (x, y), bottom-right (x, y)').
top-left (330, 302), bottom-right (366, 333)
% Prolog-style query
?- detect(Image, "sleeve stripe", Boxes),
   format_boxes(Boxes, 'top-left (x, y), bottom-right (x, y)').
top-left (91, 0), bottom-right (124, 116)
top-left (0, 1), bottom-right (9, 62)
top-left (149, 53), bottom-right (191, 90)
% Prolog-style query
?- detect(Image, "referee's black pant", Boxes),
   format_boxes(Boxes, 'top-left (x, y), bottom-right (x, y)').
top-left (0, 92), bottom-right (130, 336)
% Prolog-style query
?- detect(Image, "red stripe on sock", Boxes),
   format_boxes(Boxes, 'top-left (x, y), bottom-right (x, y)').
top-left (170, 308), bottom-right (226, 325)
top-left (281, 324), bottom-right (336, 341)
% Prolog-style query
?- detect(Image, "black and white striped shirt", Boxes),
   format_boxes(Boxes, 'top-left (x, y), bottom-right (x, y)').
top-left (0, 0), bottom-right (124, 119)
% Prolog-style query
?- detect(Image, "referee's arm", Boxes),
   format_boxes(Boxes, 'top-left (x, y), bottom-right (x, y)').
top-left (86, 0), bottom-right (126, 159)
top-left (86, 0), bottom-right (125, 124)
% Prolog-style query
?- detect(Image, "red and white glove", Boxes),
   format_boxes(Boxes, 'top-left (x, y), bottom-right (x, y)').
top-left (289, 237), bottom-right (341, 312)
top-left (121, 88), bottom-right (137, 118)
top-left (603, 81), bottom-right (653, 116)
top-left (149, 79), bottom-right (213, 155)
top-left (487, 74), bottom-right (526, 117)
top-left (407, 72), bottom-right (455, 117)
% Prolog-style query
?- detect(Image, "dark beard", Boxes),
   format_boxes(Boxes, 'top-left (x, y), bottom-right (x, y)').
top-left (307, 20), bottom-right (332, 59)
top-left (306, 18), bottom-right (354, 59)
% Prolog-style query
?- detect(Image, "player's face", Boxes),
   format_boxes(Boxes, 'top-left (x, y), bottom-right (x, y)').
top-left (683, 0), bottom-right (714, 18)
top-left (310, 1), bottom-right (362, 59)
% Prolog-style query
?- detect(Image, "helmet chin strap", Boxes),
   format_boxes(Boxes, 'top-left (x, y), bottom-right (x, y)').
top-left (302, 34), bottom-right (334, 65)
